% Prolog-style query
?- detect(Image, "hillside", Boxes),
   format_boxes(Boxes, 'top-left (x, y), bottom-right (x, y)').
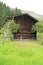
top-left (22, 10), bottom-right (43, 21)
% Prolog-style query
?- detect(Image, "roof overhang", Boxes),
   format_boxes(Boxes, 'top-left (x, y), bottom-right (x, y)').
top-left (14, 13), bottom-right (39, 22)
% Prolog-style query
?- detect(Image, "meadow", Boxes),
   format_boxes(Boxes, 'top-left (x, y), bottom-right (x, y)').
top-left (0, 33), bottom-right (43, 65)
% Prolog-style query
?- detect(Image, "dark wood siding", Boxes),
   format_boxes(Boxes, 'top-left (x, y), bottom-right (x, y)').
top-left (14, 32), bottom-right (36, 39)
top-left (14, 14), bottom-right (37, 39)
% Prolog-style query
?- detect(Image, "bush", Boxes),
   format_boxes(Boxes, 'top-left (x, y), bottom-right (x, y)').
top-left (32, 21), bottom-right (43, 33)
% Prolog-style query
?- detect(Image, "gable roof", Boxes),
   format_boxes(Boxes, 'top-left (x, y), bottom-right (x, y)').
top-left (14, 13), bottom-right (38, 22)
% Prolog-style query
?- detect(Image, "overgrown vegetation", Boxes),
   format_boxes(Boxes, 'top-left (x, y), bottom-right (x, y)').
top-left (0, 20), bottom-right (19, 44)
top-left (0, 2), bottom-right (22, 29)
top-left (32, 21), bottom-right (43, 33)
top-left (0, 1), bottom-right (43, 65)
top-left (0, 2), bottom-right (21, 43)
top-left (0, 37), bottom-right (43, 65)
top-left (32, 20), bottom-right (43, 44)
top-left (9, 20), bottom-right (19, 33)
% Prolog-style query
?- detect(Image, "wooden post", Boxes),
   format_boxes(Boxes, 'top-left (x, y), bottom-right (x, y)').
top-left (20, 35), bottom-right (22, 42)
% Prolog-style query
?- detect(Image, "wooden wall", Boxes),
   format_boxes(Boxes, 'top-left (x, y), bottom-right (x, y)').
top-left (14, 14), bottom-right (37, 39)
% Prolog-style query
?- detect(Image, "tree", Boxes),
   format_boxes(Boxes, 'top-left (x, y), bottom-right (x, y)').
top-left (32, 21), bottom-right (43, 33)
top-left (2, 20), bottom-right (19, 44)
top-left (14, 7), bottom-right (22, 15)
top-left (9, 20), bottom-right (19, 33)
top-left (0, 2), bottom-right (13, 29)
top-left (0, 2), bottom-right (22, 29)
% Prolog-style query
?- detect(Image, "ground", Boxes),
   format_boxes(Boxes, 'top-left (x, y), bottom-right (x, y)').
top-left (0, 33), bottom-right (43, 65)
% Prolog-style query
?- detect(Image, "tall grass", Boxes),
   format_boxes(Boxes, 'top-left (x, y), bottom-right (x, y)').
top-left (0, 33), bottom-right (43, 65)
top-left (37, 32), bottom-right (43, 44)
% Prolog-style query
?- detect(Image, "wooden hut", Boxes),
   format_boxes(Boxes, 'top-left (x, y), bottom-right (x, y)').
top-left (13, 13), bottom-right (38, 39)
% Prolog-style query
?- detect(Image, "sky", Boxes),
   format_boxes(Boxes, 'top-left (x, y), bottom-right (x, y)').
top-left (0, 0), bottom-right (43, 15)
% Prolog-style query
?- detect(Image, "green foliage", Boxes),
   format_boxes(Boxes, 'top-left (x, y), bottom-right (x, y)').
top-left (3, 20), bottom-right (20, 41)
top-left (0, 20), bottom-right (20, 42)
top-left (32, 21), bottom-right (43, 33)
top-left (0, 28), bottom-right (4, 34)
top-left (0, 32), bottom-right (43, 65)
top-left (0, 39), bottom-right (43, 65)
top-left (0, 2), bottom-right (22, 29)
top-left (37, 32), bottom-right (43, 44)
top-left (14, 7), bottom-right (22, 15)
top-left (9, 20), bottom-right (19, 33)
top-left (0, 2), bottom-right (11, 29)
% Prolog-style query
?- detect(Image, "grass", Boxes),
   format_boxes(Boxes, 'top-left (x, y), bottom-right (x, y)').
top-left (0, 33), bottom-right (43, 65)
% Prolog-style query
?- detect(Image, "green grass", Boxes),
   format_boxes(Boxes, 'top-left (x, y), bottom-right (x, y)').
top-left (0, 33), bottom-right (43, 65)
top-left (0, 40), bottom-right (43, 65)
